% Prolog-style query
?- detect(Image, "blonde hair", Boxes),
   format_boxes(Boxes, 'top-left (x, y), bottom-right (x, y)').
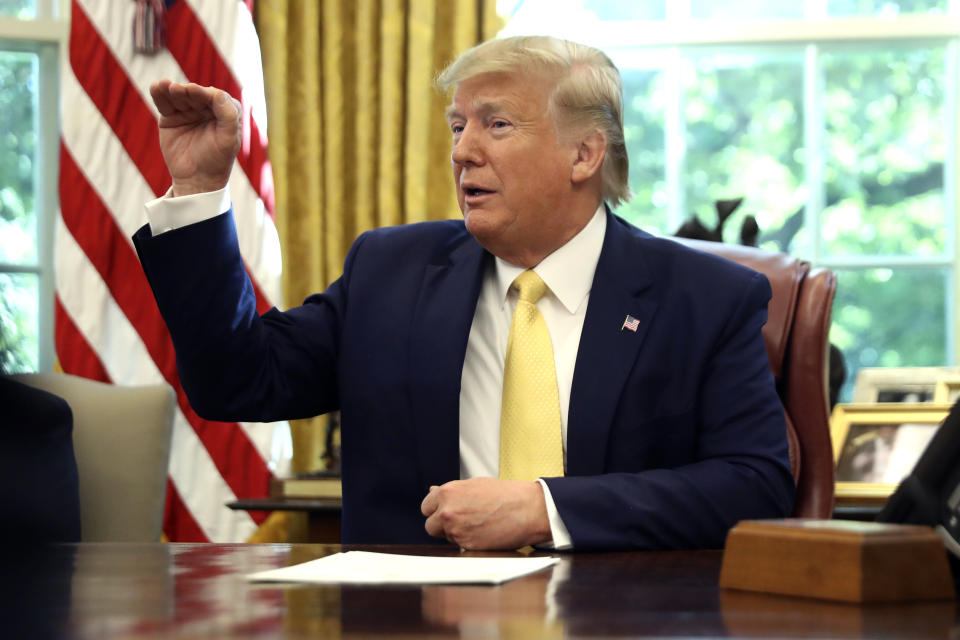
top-left (436, 35), bottom-right (632, 208)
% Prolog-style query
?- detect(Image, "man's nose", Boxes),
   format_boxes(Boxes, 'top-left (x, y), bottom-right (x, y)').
top-left (451, 123), bottom-right (483, 166)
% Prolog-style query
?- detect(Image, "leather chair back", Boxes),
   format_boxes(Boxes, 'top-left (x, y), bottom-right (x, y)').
top-left (13, 373), bottom-right (175, 541)
top-left (674, 238), bottom-right (837, 518)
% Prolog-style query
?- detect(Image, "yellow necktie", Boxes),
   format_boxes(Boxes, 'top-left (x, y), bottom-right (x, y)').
top-left (499, 270), bottom-right (565, 481)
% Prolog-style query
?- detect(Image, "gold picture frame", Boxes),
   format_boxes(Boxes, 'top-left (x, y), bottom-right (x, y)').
top-left (933, 375), bottom-right (960, 404)
top-left (830, 403), bottom-right (950, 504)
top-left (851, 366), bottom-right (960, 403)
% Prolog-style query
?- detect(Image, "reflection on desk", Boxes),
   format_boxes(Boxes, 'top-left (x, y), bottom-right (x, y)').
top-left (1, 543), bottom-right (956, 638)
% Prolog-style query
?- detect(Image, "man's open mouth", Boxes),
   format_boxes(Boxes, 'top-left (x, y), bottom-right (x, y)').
top-left (465, 188), bottom-right (493, 196)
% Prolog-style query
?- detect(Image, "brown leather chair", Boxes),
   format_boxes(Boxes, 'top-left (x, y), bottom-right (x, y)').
top-left (674, 238), bottom-right (837, 518)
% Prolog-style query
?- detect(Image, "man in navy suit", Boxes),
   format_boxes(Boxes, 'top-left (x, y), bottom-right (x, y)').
top-left (134, 36), bottom-right (794, 550)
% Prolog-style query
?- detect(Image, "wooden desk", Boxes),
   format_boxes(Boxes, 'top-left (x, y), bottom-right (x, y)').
top-left (4, 543), bottom-right (957, 638)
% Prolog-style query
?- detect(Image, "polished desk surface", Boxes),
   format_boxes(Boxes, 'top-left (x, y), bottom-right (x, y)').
top-left (3, 543), bottom-right (957, 639)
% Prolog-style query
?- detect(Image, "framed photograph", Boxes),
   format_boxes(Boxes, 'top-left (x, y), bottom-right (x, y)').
top-left (830, 403), bottom-right (951, 503)
top-left (851, 367), bottom-right (960, 403)
top-left (933, 376), bottom-right (960, 404)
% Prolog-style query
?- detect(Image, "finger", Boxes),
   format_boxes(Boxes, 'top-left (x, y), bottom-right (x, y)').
top-left (421, 487), bottom-right (439, 516)
top-left (149, 79), bottom-right (177, 116)
top-left (180, 83), bottom-right (223, 112)
top-left (424, 512), bottom-right (446, 539)
top-left (166, 81), bottom-right (210, 115)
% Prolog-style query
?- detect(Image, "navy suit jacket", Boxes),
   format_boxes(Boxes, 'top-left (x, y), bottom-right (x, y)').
top-left (133, 208), bottom-right (794, 549)
top-left (0, 377), bottom-right (81, 543)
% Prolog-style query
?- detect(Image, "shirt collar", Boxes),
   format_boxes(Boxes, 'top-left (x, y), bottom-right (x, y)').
top-left (494, 204), bottom-right (607, 314)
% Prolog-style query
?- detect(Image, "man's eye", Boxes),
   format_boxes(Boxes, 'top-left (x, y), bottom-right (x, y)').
top-left (451, 124), bottom-right (464, 134)
top-left (492, 120), bottom-right (509, 128)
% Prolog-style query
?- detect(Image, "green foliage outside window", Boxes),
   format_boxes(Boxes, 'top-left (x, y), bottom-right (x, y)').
top-left (0, 273), bottom-right (38, 373)
top-left (610, 42), bottom-right (948, 400)
top-left (0, 51), bottom-right (37, 260)
top-left (0, 0), bottom-right (34, 19)
top-left (617, 69), bottom-right (666, 234)
top-left (831, 268), bottom-right (947, 400)
top-left (0, 50), bottom-right (38, 372)
top-left (828, 0), bottom-right (947, 16)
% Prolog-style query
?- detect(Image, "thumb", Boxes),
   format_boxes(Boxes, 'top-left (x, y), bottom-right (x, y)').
top-left (211, 89), bottom-right (240, 126)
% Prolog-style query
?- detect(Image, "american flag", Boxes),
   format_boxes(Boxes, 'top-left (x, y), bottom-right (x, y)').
top-left (57, 0), bottom-right (290, 542)
top-left (621, 315), bottom-right (640, 332)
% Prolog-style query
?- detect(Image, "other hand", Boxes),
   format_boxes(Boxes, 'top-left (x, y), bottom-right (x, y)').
top-left (149, 79), bottom-right (241, 196)
top-left (420, 477), bottom-right (552, 550)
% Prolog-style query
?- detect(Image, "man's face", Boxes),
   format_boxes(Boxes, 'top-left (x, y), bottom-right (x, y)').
top-left (446, 71), bottom-right (584, 267)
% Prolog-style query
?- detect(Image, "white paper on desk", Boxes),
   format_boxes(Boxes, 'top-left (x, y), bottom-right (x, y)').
top-left (246, 551), bottom-right (559, 585)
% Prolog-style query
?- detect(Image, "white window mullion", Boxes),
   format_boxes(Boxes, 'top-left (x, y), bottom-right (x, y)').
top-left (804, 43), bottom-right (824, 263)
top-left (36, 41), bottom-right (58, 371)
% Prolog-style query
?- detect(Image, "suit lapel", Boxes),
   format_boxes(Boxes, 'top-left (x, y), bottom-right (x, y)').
top-left (567, 212), bottom-right (657, 476)
top-left (408, 234), bottom-right (487, 489)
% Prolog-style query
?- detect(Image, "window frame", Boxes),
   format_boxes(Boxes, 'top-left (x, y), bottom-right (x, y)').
top-left (0, 0), bottom-right (66, 372)
top-left (502, 5), bottom-right (960, 370)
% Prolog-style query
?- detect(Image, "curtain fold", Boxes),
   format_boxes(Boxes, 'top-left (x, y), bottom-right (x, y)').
top-left (256, 0), bottom-right (502, 479)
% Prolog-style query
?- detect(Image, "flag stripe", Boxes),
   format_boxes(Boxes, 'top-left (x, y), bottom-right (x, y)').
top-left (58, 144), bottom-right (270, 521)
top-left (69, 0), bottom-right (170, 197)
top-left (165, 0), bottom-right (275, 218)
top-left (56, 81), bottom-right (284, 470)
top-left (164, 479), bottom-right (209, 544)
top-left (60, 0), bottom-right (285, 541)
top-left (55, 221), bottom-right (258, 541)
top-left (168, 412), bottom-right (259, 540)
top-left (54, 297), bottom-right (111, 383)
top-left (188, 0), bottom-right (269, 139)
top-left (72, 0), bottom-right (281, 307)
top-left (69, 0), bottom-right (276, 315)
top-left (59, 70), bottom-right (152, 243)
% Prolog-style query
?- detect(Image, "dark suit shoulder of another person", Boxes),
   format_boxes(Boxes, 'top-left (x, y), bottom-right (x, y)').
top-left (0, 377), bottom-right (81, 543)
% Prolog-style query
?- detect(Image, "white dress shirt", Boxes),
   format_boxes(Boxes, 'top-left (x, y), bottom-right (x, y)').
top-left (459, 206), bottom-right (606, 549)
top-left (145, 191), bottom-right (607, 549)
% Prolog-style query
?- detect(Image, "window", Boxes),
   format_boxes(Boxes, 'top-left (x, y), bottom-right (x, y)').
top-left (0, 0), bottom-right (62, 373)
top-left (501, 0), bottom-right (959, 400)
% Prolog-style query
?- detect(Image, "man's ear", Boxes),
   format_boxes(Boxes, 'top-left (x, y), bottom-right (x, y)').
top-left (571, 131), bottom-right (607, 185)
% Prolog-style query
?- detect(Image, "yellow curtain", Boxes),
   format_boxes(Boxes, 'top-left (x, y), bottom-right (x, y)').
top-left (252, 0), bottom-right (501, 535)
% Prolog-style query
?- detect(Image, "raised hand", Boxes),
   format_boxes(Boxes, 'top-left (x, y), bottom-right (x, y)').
top-left (149, 79), bottom-right (242, 197)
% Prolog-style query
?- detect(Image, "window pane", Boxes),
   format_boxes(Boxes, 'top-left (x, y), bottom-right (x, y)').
top-left (690, 0), bottom-right (803, 20)
top-left (0, 271), bottom-right (38, 373)
top-left (0, 50), bottom-right (38, 265)
top-left (682, 52), bottom-right (808, 253)
top-left (821, 46), bottom-right (946, 257)
top-left (616, 68), bottom-right (667, 233)
top-left (830, 267), bottom-right (947, 402)
top-left (827, 0), bottom-right (948, 17)
top-left (583, 0), bottom-right (665, 20)
top-left (0, 0), bottom-right (35, 19)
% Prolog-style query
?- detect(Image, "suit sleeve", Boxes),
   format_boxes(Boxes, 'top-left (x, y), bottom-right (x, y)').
top-left (132, 211), bottom-right (358, 422)
top-left (543, 272), bottom-right (795, 550)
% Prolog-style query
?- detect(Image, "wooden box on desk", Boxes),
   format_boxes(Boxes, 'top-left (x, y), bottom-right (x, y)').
top-left (719, 519), bottom-right (955, 603)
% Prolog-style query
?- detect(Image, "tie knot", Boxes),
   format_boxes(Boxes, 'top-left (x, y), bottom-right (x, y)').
top-left (513, 270), bottom-right (548, 304)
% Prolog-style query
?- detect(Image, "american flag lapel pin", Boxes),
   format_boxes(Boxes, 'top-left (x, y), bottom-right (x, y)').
top-left (621, 315), bottom-right (640, 332)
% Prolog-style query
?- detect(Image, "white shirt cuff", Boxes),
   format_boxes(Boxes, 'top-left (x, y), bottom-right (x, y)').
top-left (537, 479), bottom-right (573, 550)
top-left (144, 186), bottom-right (232, 236)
